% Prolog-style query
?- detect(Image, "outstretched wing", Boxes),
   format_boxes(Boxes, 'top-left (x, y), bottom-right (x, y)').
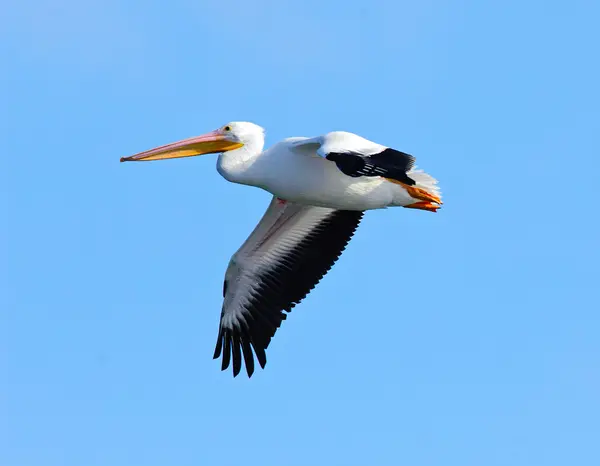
top-left (290, 131), bottom-right (417, 186)
top-left (213, 196), bottom-right (364, 377)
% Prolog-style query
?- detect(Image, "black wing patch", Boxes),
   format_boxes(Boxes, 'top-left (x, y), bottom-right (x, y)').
top-left (326, 148), bottom-right (416, 185)
top-left (213, 209), bottom-right (364, 378)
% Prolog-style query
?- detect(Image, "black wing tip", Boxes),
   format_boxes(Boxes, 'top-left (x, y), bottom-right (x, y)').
top-left (383, 147), bottom-right (416, 169)
top-left (214, 328), bottom-right (268, 378)
top-left (212, 333), bottom-right (223, 359)
top-left (327, 148), bottom-right (416, 183)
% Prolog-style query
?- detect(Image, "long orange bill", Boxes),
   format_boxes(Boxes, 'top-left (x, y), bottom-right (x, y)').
top-left (120, 130), bottom-right (243, 162)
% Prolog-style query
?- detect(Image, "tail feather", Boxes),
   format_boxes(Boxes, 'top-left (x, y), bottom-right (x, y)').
top-left (408, 168), bottom-right (442, 202)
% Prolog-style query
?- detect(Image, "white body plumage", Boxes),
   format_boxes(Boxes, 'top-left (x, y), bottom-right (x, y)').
top-left (216, 126), bottom-right (441, 211)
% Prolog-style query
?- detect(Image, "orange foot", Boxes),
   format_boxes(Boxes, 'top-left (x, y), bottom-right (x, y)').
top-left (404, 185), bottom-right (442, 205)
top-left (384, 178), bottom-right (442, 205)
top-left (403, 201), bottom-right (440, 212)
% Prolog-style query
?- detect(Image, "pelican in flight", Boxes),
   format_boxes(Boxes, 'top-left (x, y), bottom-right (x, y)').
top-left (121, 121), bottom-right (442, 377)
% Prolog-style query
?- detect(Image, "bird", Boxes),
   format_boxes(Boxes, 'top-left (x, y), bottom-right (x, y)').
top-left (121, 121), bottom-right (442, 378)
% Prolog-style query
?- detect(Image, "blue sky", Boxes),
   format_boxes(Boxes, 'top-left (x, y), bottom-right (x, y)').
top-left (3, 1), bottom-right (599, 465)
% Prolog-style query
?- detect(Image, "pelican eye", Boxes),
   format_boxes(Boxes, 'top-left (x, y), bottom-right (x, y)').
top-left (223, 125), bottom-right (232, 132)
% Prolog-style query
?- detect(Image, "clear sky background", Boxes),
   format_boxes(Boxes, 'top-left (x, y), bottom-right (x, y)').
top-left (2, 1), bottom-right (599, 465)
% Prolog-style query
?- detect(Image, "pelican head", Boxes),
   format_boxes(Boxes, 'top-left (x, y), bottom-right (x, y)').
top-left (120, 121), bottom-right (264, 163)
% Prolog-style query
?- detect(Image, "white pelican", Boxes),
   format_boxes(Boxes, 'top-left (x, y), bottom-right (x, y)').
top-left (121, 122), bottom-right (442, 377)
